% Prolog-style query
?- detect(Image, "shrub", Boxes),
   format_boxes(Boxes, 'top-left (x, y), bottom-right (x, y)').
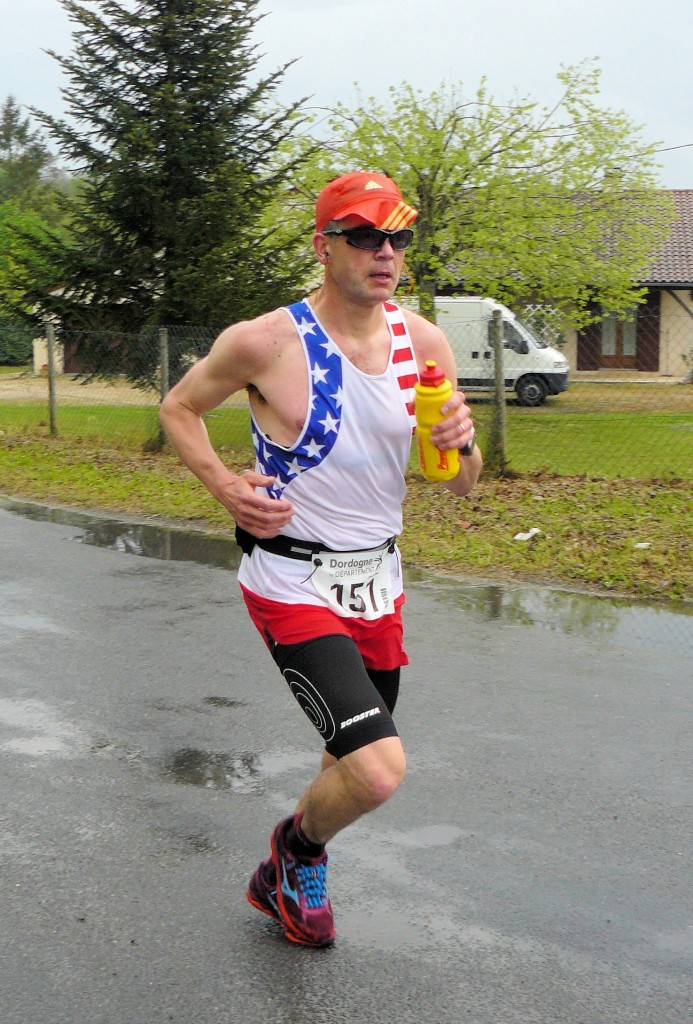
top-left (0, 320), bottom-right (34, 365)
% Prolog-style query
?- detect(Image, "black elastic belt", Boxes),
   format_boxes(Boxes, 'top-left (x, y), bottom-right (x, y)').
top-left (235, 525), bottom-right (396, 563)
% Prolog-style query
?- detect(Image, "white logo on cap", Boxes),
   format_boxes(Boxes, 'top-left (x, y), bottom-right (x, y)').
top-left (364, 180), bottom-right (384, 190)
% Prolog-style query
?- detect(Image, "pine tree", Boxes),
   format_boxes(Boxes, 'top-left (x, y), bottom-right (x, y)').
top-left (0, 96), bottom-right (55, 202)
top-left (19, 0), bottom-right (312, 381)
top-left (0, 98), bottom-right (75, 358)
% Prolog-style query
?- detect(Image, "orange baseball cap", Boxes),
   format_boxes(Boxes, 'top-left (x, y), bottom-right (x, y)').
top-left (315, 171), bottom-right (418, 233)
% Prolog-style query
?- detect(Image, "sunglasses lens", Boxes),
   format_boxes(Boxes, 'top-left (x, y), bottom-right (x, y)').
top-left (346, 227), bottom-right (414, 251)
top-left (391, 229), bottom-right (414, 250)
top-left (346, 228), bottom-right (384, 250)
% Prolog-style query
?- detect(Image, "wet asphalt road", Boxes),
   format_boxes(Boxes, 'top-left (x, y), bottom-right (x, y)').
top-left (0, 503), bottom-right (691, 1024)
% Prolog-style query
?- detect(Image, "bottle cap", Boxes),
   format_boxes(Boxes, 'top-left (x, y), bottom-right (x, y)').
top-left (420, 360), bottom-right (445, 386)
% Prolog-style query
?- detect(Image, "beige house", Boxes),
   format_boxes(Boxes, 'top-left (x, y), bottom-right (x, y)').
top-left (563, 190), bottom-right (693, 379)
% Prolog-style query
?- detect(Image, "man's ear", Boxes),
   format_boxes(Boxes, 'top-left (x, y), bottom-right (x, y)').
top-left (312, 232), bottom-right (330, 265)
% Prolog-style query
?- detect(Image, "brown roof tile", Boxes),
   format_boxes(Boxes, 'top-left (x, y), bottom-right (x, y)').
top-left (640, 190), bottom-right (693, 286)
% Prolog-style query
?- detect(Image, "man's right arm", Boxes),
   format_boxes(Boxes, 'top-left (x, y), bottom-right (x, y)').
top-left (159, 321), bottom-right (294, 538)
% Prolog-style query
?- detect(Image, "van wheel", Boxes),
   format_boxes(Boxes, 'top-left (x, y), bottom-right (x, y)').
top-left (516, 375), bottom-right (548, 406)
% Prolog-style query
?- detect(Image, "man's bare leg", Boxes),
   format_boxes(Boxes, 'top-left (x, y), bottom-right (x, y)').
top-left (294, 736), bottom-right (406, 845)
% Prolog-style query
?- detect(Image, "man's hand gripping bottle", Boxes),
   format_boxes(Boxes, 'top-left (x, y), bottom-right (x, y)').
top-left (414, 360), bottom-right (460, 482)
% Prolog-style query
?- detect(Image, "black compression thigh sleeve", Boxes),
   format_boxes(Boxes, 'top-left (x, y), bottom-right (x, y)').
top-left (272, 634), bottom-right (400, 759)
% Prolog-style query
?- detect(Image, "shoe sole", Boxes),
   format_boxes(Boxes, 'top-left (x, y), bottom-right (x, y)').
top-left (246, 888), bottom-right (282, 925)
top-left (246, 889), bottom-right (333, 947)
top-left (283, 928), bottom-right (334, 949)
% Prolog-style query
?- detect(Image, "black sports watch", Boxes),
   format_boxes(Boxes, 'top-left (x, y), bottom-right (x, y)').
top-left (459, 427), bottom-right (476, 457)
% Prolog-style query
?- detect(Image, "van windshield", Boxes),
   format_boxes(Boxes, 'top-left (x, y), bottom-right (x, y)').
top-left (516, 317), bottom-right (548, 349)
top-left (502, 322), bottom-right (528, 353)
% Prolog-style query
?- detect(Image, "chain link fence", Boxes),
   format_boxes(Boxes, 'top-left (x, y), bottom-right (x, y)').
top-left (2, 314), bottom-right (691, 480)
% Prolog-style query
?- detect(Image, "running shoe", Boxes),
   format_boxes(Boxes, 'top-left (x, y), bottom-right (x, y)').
top-left (270, 815), bottom-right (335, 948)
top-left (246, 858), bottom-right (282, 927)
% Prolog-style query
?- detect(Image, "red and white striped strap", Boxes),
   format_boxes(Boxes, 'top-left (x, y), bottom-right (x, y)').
top-left (383, 301), bottom-right (419, 432)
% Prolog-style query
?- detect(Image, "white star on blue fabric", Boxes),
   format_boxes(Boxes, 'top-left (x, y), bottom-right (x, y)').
top-left (320, 336), bottom-right (342, 360)
top-left (249, 301), bottom-right (343, 496)
top-left (296, 316), bottom-right (319, 339)
top-left (319, 412), bottom-right (339, 435)
top-left (303, 438), bottom-right (325, 459)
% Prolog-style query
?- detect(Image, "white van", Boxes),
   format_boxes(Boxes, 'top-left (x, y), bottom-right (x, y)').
top-left (402, 296), bottom-right (569, 406)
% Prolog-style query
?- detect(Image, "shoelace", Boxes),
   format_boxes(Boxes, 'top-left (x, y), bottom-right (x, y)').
top-left (295, 862), bottom-right (329, 908)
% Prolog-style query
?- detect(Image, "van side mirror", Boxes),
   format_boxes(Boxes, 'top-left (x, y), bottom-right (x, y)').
top-left (503, 336), bottom-right (529, 355)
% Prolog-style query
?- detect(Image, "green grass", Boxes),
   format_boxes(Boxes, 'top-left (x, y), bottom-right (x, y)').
top-left (1, 389), bottom-right (691, 602)
top-left (498, 410), bottom-right (692, 478)
top-left (0, 402), bottom-right (252, 446)
top-left (0, 403), bottom-right (162, 442)
top-left (464, 383), bottom-right (693, 479)
top-left (403, 472), bottom-right (692, 601)
top-left (0, 363), bottom-right (31, 376)
top-left (3, 388), bottom-right (691, 479)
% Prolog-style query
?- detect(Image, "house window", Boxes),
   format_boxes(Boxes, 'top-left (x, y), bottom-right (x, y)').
top-left (602, 315), bottom-right (616, 356)
top-left (600, 307), bottom-right (638, 367)
top-left (602, 311), bottom-right (637, 358)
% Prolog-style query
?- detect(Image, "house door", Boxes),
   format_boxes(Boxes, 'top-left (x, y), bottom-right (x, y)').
top-left (601, 313), bottom-right (637, 368)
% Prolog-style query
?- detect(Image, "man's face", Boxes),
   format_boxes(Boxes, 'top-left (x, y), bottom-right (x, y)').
top-left (315, 216), bottom-right (408, 305)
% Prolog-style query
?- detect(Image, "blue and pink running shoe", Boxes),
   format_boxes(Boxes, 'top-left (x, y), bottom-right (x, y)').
top-left (246, 858), bottom-right (282, 925)
top-left (267, 814), bottom-right (335, 947)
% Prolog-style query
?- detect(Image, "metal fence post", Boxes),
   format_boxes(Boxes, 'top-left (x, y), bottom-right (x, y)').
top-left (46, 324), bottom-right (58, 437)
top-left (159, 326), bottom-right (170, 400)
top-left (146, 326), bottom-right (171, 452)
top-left (487, 309), bottom-right (507, 472)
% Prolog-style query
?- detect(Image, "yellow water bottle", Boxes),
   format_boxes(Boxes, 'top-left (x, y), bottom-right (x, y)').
top-left (414, 360), bottom-right (460, 482)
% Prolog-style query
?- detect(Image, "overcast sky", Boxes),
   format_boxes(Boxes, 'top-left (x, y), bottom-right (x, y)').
top-left (3, 0), bottom-right (692, 187)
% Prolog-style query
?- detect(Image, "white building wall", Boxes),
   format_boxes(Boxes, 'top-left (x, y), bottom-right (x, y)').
top-left (659, 289), bottom-right (693, 378)
top-left (33, 337), bottom-right (65, 375)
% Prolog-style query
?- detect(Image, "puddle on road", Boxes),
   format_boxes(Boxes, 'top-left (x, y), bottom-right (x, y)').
top-left (163, 747), bottom-right (260, 791)
top-left (406, 567), bottom-right (692, 655)
top-left (1, 498), bottom-right (240, 570)
top-left (2, 497), bottom-right (691, 654)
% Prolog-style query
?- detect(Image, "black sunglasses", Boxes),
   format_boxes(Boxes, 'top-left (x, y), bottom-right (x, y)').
top-left (322, 225), bottom-right (414, 251)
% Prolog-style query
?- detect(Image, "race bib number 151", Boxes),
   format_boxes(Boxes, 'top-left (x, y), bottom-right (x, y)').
top-left (309, 546), bottom-right (394, 620)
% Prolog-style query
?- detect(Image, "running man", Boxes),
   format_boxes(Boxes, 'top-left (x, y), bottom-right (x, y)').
top-left (160, 171), bottom-right (482, 947)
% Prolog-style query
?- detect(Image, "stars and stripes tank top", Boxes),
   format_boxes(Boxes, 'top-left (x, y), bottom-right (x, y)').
top-left (237, 299), bottom-right (419, 607)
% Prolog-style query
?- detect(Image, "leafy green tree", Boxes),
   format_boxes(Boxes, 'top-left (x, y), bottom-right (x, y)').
top-left (14, 0), bottom-right (314, 383)
top-left (0, 201), bottom-right (58, 311)
top-left (288, 62), bottom-right (674, 325)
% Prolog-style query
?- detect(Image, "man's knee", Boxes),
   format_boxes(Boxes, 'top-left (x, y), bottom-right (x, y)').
top-left (340, 737), bottom-right (406, 811)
